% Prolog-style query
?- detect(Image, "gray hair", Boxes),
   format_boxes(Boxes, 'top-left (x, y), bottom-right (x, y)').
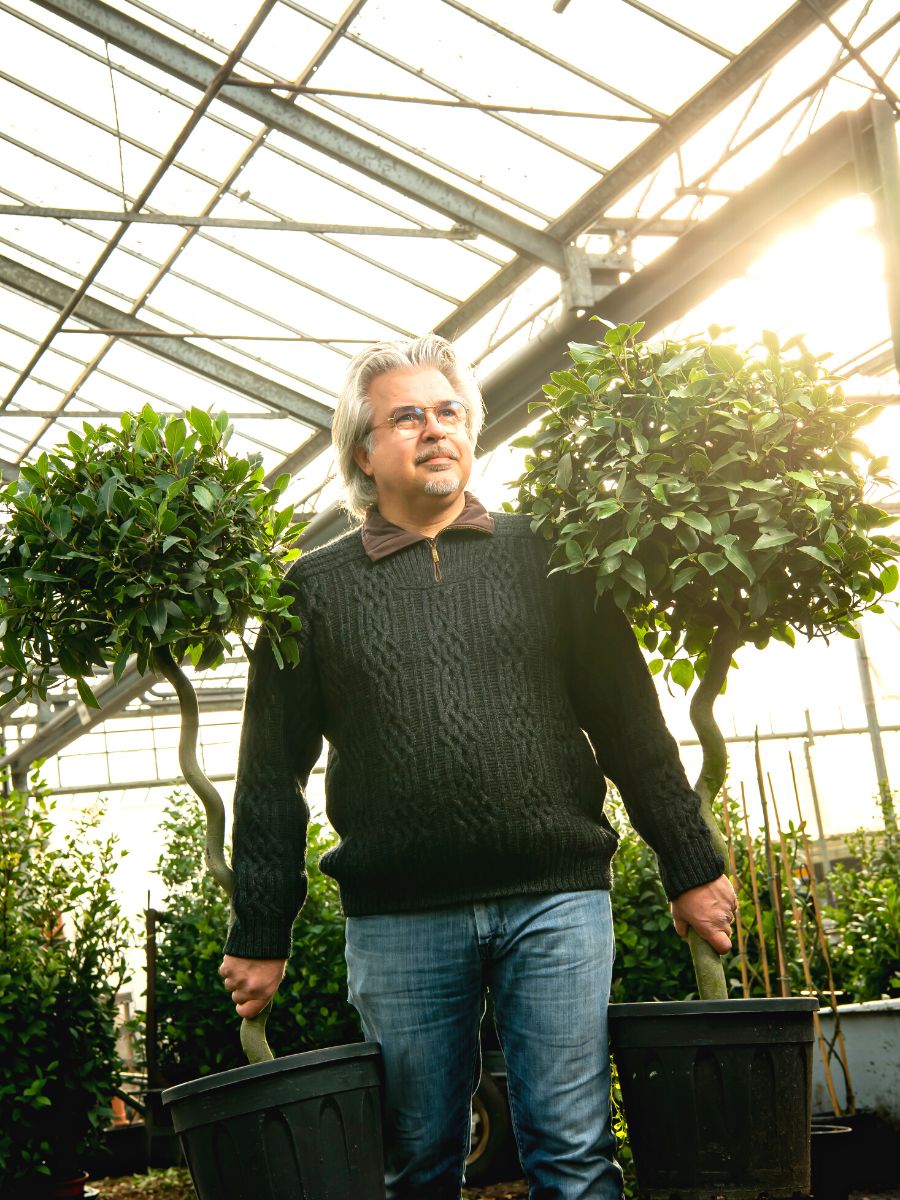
top-left (332, 334), bottom-right (485, 521)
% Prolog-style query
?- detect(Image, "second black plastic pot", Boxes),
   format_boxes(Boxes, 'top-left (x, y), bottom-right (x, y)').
top-left (609, 997), bottom-right (817, 1200)
top-left (162, 1042), bottom-right (384, 1200)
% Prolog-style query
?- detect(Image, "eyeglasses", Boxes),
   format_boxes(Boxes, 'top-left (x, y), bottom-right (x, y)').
top-left (370, 400), bottom-right (469, 436)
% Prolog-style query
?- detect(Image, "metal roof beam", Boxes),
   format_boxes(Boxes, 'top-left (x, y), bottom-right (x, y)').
top-left (436, 0), bottom-right (851, 339)
top-left (477, 103), bottom-right (874, 449)
top-left (0, 255), bottom-right (335, 432)
top-left (297, 99), bottom-right (878, 545)
top-left (33, 0), bottom-right (566, 269)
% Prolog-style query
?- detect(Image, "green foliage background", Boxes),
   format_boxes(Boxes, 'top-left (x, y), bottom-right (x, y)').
top-left (149, 794), bottom-right (360, 1083)
top-left (607, 789), bottom-right (898, 1005)
top-left (0, 779), bottom-right (130, 1189)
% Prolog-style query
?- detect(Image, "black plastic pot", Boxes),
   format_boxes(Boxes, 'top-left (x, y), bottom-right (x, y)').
top-left (162, 1042), bottom-right (385, 1200)
top-left (609, 997), bottom-right (817, 1200)
top-left (810, 1124), bottom-right (852, 1200)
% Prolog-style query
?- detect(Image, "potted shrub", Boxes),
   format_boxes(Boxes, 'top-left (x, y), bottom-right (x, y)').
top-left (0, 775), bottom-right (130, 1198)
top-left (0, 409), bottom-right (384, 1200)
top-left (514, 322), bottom-right (898, 1197)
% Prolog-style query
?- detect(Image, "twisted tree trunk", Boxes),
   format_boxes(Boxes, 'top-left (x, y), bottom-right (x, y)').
top-left (686, 623), bottom-right (742, 1000)
top-left (152, 646), bottom-right (274, 1064)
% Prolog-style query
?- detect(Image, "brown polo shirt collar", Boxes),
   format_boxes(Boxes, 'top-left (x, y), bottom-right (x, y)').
top-left (361, 492), bottom-right (495, 562)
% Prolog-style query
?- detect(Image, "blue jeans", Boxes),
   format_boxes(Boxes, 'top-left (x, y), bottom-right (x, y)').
top-left (345, 890), bottom-right (622, 1200)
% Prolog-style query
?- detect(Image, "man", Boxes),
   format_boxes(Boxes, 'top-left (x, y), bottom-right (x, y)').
top-left (219, 335), bottom-right (737, 1200)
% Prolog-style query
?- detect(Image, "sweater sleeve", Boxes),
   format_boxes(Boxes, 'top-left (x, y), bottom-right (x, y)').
top-left (563, 569), bottom-right (724, 900)
top-left (224, 582), bottom-right (324, 959)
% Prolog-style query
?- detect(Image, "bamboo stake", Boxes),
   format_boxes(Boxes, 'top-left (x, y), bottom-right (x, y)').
top-left (766, 769), bottom-right (793, 998)
top-left (755, 735), bottom-right (789, 996)
top-left (788, 752), bottom-right (856, 1113)
top-left (721, 789), bottom-right (750, 998)
top-left (768, 778), bottom-right (843, 1116)
top-left (740, 782), bottom-right (772, 997)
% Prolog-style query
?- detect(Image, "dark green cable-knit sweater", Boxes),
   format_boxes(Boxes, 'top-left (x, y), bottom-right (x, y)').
top-left (224, 510), bottom-right (723, 960)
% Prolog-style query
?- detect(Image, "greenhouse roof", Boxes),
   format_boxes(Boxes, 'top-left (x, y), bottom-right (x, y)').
top-left (1, 0), bottom-right (899, 765)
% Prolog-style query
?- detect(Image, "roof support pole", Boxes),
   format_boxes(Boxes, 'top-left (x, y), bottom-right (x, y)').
top-left (868, 100), bottom-right (900, 377)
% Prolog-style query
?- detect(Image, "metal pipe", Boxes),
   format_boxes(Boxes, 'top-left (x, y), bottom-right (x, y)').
top-left (0, 206), bottom-right (476, 236)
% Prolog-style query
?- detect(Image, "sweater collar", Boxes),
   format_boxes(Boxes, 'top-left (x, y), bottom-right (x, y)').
top-left (361, 492), bottom-right (495, 562)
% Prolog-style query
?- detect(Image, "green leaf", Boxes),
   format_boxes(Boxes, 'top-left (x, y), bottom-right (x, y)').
top-left (587, 499), bottom-right (621, 519)
top-left (555, 453), bottom-right (573, 490)
top-left (786, 469), bottom-right (818, 489)
top-left (76, 676), bottom-right (100, 709)
top-left (680, 511), bottom-right (712, 535)
top-left (698, 552), bottom-right (727, 575)
top-left (48, 507), bottom-right (73, 540)
top-left (722, 545), bottom-right (755, 582)
top-left (798, 546), bottom-right (834, 569)
top-left (879, 563), bottom-right (899, 593)
top-left (165, 417), bottom-right (187, 455)
top-left (147, 598), bottom-right (167, 642)
top-left (193, 484), bottom-right (215, 511)
top-left (604, 537), bottom-right (637, 558)
top-left (753, 529), bottom-right (796, 550)
top-left (619, 557), bottom-right (647, 595)
top-left (708, 344), bottom-right (743, 375)
top-left (670, 659), bottom-right (695, 690)
top-left (188, 408), bottom-right (215, 441)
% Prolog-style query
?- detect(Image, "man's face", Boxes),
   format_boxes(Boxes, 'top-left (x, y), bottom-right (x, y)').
top-left (353, 367), bottom-right (474, 509)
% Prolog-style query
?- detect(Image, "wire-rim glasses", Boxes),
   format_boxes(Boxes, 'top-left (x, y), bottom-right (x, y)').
top-left (370, 399), bottom-right (469, 436)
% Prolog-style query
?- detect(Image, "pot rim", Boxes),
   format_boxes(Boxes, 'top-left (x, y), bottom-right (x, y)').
top-left (608, 997), bottom-right (818, 1019)
top-left (161, 1039), bottom-right (381, 1107)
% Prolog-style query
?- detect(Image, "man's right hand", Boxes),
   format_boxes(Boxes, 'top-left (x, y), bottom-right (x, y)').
top-left (218, 955), bottom-right (287, 1019)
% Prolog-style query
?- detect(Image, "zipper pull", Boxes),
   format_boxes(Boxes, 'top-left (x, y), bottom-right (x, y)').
top-left (429, 540), bottom-right (443, 583)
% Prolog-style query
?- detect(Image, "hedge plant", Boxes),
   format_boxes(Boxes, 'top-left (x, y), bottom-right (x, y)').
top-left (148, 793), bottom-right (360, 1083)
top-left (0, 776), bottom-right (130, 1190)
top-left (0, 408), bottom-right (303, 1061)
top-left (515, 322), bottom-right (898, 997)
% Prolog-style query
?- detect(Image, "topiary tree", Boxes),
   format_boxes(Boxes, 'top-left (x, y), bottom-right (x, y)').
top-left (148, 793), bottom-right (360, 1085)
top-left (515, 321), bottom-right (899, 998)
top-left (0, 407), bottom-right (303, 1059)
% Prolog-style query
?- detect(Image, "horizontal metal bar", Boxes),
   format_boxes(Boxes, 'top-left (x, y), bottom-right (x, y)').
top-left (681, 723), bottom-right (900, 747)
top-left (35, 0), bottom-right (566, 268)
top-left (586, 217), bottom-right (700, 236)
top-left (56, 329), bottom-right (392, 341)
top-left (0, 254), bottom-right (335, 430)
top-left (222, 80), bottom-right (657, 121)
top-left (46, 771), bottom-right (238, 796)
top-left (0, 407), bottom-right (286, 418)
top-left (0, 205), bottom-right (475, 236)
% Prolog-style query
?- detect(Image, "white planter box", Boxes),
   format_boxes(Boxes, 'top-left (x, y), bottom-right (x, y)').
top-left (812, 1000), bottom-right (899, 1122)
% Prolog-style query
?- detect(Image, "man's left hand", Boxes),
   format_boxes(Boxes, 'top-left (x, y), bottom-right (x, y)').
top-left (671, 874), bottom-right (738, 955)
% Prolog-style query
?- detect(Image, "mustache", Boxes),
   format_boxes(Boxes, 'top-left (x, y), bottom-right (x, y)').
top-left (415, 444), bottom-right (459, 463)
